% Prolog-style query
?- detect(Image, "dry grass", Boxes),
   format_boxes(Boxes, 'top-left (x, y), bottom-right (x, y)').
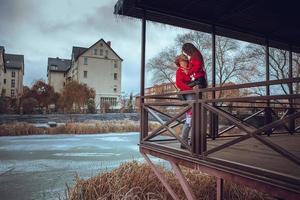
top-left (0, 120), bottom-right (160, 136)
top-left (66, 161), bottom-right (273, 200)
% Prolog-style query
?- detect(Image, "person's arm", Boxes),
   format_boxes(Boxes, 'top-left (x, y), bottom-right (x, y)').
top-left (187, 57), bottom-right (203, 76)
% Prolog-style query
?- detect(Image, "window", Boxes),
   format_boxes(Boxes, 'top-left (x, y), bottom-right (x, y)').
top-left (100, 43), bottom-right (103, 47)
top-left (84, 57), bottom-right (88, 65)
top-left (113, 87), bottom-right (117, 92)
top-left (3, 79), bottom-right (6, 84)
top-left (11, 79), bottom-right (15, 88)
top-left (100, 97), bottom-right (117, 107)
top-left (84, 71), bottom-right (88, 78)
top-left (105, 50), bottom-right (108, 57)
top-left (51, 65), bottom-right (58, 70)
top-left (11, 71), bottom-right (15, 78)
top-left (100, 49), bottom-right (103, 56)
top-left (2, 89), bottom-right (6, 96)
top-left (11, 89), bottom-right (15, 97)
top-left (114, 61), bottom-right (118, 68)
top-left (114, 73), bottom-right (117, 80)
top-left (94, 49), bottom-right (98, 55)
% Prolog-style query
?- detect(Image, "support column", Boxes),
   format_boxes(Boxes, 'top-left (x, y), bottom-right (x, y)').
top-left (216, 177), bottom-right (224, 200)
top-left (140, 10), bottom-right (147, 141)
top-left (265, 39), bottom-right (272, 136)
top-left (142, 153), bottom-right (180, 200)
top-left (288, 47), bottom-right (295, 133)
top-left (195, 90), bottom-right (201, 155)
top-left (201, 104), bottom-right (207, 154)
top-left (211, 25), bottom-right (218, 140)
top-left (266, 39), bottom-right (270, 97)
top-left (170, 161), bottom-right (196, 200)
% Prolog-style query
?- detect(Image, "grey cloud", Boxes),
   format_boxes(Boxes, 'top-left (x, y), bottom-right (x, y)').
top-left (0, 0), bottom-right (181, 93)
top-left (0, 0), bottom-right (37, 35)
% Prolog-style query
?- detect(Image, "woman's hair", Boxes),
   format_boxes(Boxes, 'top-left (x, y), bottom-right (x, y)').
top-left (182, 43), bottom-right (199, 56)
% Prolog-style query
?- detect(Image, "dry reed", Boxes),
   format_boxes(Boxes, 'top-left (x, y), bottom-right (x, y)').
top-left (0, 120), bottom-right (160, 136)
top-left (66, 161), bottom-right (273, 200)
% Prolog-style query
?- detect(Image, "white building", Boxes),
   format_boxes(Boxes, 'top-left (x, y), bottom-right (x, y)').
top-left (47, 57), bottom-right (70, 93)
top-left (48, 39), bottom-right (123, 110)
top-left (0, 46), bottom-right (6, 95)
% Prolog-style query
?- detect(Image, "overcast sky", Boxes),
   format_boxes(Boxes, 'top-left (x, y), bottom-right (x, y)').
top-left (0, 0), bottom-right (189, 95)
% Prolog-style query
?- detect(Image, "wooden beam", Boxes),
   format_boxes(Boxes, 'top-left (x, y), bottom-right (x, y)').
top-left (170, 161), bottom-right (197, 200)
top-left (145, 106), bottom-right (191, 151)
top-left (140, 10), bottom-right (146, 141)
top-left (142, 153), bottom-right (180, 200)
top-left (142, 77), bottom-right (300, 98)
top-left (216, 177), bottom-right (224, 200)
top-left (142, 105), bottom-right (191, 141)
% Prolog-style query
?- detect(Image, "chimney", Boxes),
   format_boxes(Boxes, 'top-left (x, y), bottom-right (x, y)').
top-left (107, 41), bottom-right (111, 47)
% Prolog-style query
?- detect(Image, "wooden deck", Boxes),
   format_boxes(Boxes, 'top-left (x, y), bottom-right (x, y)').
top-left (140, 133), bottom-right (300, 198)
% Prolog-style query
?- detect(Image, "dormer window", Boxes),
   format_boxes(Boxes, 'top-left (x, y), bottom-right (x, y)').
top-left (51, 65), bottom-right (58, 70)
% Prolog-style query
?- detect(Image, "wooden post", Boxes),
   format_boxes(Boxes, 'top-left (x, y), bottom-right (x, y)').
top-left (201, 103), bottom-right (207, 154)
top-left (265, 39), bottom-right (272, 136)
top-left (211, 25), bottom-right (218, 140)
top-left (140, 10), bottom-right (146, 141)
top-left (195, 90), bottom-right (201, 155)
top-left (288, 48), bottom-right (295, 133)
top-left (170, 161), bottom-right (196, 200)
top-left (216, 177), bottom-right (224, 200)
top-left (142, 153), bottom-right (180, 200)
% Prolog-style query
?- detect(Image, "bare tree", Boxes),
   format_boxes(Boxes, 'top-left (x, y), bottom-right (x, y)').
top-left (243, 45), bottom-right (300, 95)
top-left (147, 47), bottom-right (178, 89)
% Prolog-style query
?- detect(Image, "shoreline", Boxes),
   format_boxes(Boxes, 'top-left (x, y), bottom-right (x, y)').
top-left (0, 131), bottom-right (140, 138)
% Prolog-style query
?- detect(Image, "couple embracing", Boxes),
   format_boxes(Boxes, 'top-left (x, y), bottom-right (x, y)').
top-left (175, 43), bottom-right (207, 149)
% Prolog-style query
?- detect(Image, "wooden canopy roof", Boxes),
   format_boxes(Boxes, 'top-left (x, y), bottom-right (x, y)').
top-left (114, 0), bottom-right (300, 53)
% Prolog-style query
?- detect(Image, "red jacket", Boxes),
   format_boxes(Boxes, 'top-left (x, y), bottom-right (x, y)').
top-left (176, 67), bottom-right (192, 91)
top-left (188, 51), bottom-right (205, 80)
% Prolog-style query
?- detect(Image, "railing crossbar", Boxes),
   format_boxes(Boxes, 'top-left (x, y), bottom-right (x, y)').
top-left (218, 109), bottom-right (264, 136)
top-left (143, 106), bottom-right (192, 150)
top-left (142, 105), bottom-right (191, 141)
top-left (203, 103), bottom-right (256, 134)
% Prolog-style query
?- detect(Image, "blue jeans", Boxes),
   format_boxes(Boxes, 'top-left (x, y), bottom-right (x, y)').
top-left (181, 94), bottom-right (194, 144)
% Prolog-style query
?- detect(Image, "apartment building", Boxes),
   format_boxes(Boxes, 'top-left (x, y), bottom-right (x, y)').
top-left (67, 39), bottom-right (123, 109)
top-left (0, 46), bottom-right (6, 95)
top-left (2, 53), bottom-right (24, 98)
top-left (47, 57), bottom-right (71, 92)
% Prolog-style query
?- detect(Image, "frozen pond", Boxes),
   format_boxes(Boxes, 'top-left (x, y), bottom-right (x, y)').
top-left (0, 133), bottom-right (147, 200)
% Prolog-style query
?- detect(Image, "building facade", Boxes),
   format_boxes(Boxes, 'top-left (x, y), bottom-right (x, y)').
top-left (67, 39), bottom-right (122, 109)
top-left (47, 57), bottom-right (70, 93)
top-left (0, 46), bottom-right (5, 95)
top-left (2, 53), bottom-right (24, 98)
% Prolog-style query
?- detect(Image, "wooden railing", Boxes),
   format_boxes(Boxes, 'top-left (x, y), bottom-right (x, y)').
top-left (140, 77), bottom-right (300, 166)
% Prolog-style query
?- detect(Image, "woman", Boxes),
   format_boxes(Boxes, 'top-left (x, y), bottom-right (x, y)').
top-left (182, 43), bottom-right (207, 88)
top-left (175, 54), bottom-right (193, 149)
